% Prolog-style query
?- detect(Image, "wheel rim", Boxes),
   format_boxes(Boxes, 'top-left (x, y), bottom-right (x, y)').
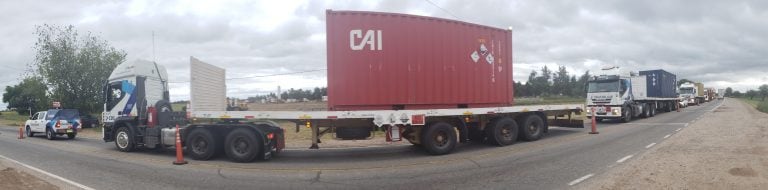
top-left (232, 136), bottom-right (250, 155)
top-left (116, 131), bottom-right (129, 148)
top-left (191, 136), bottom-right (208, 154)
top-left (26, 127), bottom-right (31, 136)
top-left (526, 123), bottom-right (538, 137)
top-left (433, 131), bottom-right (448, 147)
top-left (502, 124), bottom-right (514, 140)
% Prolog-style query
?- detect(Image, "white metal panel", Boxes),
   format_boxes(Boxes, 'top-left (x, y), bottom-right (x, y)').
top-left (191, 104), bottom-right (584, 127)
top-left (190, 56), bottom-right (226, 112)
top-left (631, 76), bottom-right (647, 100)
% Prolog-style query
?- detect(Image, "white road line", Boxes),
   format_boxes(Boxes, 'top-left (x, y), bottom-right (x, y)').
top-left (675, 128), bottom-right (682, 132)
top-left (0, 154), bottom-right (94, 190)
top-left (568, 173), bottom-right (595, 186)
top-left (623, 123), bottom-right (687, 126)
top-left (616, 155), bottom-right (634, 163)
top-left (645, 143), bottom-right (657, 148)
top-left (663, 134), bottom-right (671, 139)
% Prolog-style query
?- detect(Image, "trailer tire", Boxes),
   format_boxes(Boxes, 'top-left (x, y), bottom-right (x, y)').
top-left (649, 105), bottom-right (657, 117)
top-left (518, 115), bottom-right (544, 141)
top-left (224, 128), bottom-right (261, 163)
top-left (115, 127), bottom-right (135, 152)
top-left (641, 104), bottom-right (651, 118)
top-left (486, 117), bottom-right (518, 146)
top-left (421, 122), bottom-right (457, 155)
top-left (187, 128), bottom-right (218, 160)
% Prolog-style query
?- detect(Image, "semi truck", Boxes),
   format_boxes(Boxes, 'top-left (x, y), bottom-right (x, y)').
top-left (705, 88), bottom-right (716, 102)
top-left (100, 10), bottom-right (584, 163)
top-left (585, 68), bottom-right (679, 122)
top-left (679, 82), bottom-right (704, 105)
top-left (717, 89), bottom-right (725, 100)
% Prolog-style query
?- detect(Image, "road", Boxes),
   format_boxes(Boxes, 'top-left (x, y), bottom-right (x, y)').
top-left (0, 100), bottom-right (723, 190)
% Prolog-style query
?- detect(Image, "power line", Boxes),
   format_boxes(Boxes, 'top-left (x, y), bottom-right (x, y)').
top-left (167, 69), bottom-right (327, 84)
top-left (423, 0), bottom-right (462, 20)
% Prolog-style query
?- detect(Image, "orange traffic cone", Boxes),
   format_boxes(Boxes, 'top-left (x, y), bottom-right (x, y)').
top-left (18, 125), bottom-right (24, 139)
top-left (173, 124), bottom-right (188, 165)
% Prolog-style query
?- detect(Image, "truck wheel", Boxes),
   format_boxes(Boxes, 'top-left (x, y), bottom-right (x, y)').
top-left (46, 128), bottom-right (55, 140)
top-left (187, 128), bottom-right (217, 160)
top-left (641, 105), bottom-right (650, 118)
top-left (649, 105), bottom-right (657, 117)
top-left (621, 109), bottom-right (632, 123)
top-left (26, 126), bottom-right (34, 137)
top-left (115, 127), bottom-right (135, 152)
top-left (67, 132), bottom-right (77, 139)
top-left (421, 122), bottom-right (457, 155)
top-left (518, 115), bottom-right (543, 141)
top-left (224, 128), bottom-right (261, 163)
top-left (486, 117), bottom-right (518, 145)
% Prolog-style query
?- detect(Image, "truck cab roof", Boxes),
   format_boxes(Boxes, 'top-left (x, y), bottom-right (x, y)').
top-left (108, 59), bottom-right (168, 82)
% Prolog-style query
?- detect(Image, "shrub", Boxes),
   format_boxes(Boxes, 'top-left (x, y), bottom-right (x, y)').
top-left (757, 101), bottom-right (768, 114)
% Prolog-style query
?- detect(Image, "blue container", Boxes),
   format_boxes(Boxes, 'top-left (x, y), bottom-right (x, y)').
top-left (639, 69), bottom-right (677, 98)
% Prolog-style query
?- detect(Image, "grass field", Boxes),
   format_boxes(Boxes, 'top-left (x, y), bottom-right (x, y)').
top-left (0, 111), bottom-right (29, 126)
top-left (738, 98), bottom-right (768, 113)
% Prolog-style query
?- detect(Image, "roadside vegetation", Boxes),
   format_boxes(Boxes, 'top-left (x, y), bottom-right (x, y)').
top-left (731, 84), bottom-right (768, 114)
top-left (0, 111), bottom-right (29, 126)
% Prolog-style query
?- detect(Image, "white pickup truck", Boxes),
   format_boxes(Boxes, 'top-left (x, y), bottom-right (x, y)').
top-left (24, 109), bottom-right (81, 140)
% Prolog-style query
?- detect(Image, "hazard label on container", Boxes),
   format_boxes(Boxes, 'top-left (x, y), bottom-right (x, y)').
top-left (485, 53), bottom-right (494, 64)
top-left (471, 51), bottom-right (480, 63)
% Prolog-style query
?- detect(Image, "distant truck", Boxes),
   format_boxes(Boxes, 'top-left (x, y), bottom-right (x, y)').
top-left (717, 89), bottom-right (725, 100)
top-left (705, 88), bottom-right (716, 102)
top-left (586, 68), bottom-right (679, 122)
top-left (679, 82), bottom-right (705, 105)
top-left (101, 11), bottom-right (584, 162)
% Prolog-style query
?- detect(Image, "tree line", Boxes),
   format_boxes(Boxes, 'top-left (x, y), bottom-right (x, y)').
top-left (727, 85), bottom-right (768, 101)
top-left (246, 87), bottom-right (327, 102)
top-left (515, 66), bottom-right (591, 97)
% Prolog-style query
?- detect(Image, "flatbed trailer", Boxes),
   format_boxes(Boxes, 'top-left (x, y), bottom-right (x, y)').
top-left (190, 103), bottom-right (584, 152)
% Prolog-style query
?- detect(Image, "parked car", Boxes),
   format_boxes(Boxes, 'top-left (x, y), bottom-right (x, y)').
top-left (24, 109), bottom-right (81, 140)
top-left (80, 114), bottom-right (100, 128)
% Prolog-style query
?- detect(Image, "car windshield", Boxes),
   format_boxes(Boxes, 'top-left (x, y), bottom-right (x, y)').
top-left (587, 80), bottom-right (620, 93)
top-left (679, 87), bottom-right (694, 94)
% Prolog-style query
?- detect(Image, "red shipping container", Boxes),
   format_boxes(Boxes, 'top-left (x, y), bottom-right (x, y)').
top-left (326, 10), bottom-right (513, 111)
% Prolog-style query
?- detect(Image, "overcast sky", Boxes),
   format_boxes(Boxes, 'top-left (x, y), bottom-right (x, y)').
top-left (2, 0), bottom-right (767, 109)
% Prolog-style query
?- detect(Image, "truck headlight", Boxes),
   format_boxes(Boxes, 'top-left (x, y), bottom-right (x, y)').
top-left (612, 109), bottom-right (619, 115)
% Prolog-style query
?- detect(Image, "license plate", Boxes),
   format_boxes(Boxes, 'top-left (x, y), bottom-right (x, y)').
top-left (66, 129), bottom-right (72, 133)
top-left (597, 107), bottom-right (606, 112)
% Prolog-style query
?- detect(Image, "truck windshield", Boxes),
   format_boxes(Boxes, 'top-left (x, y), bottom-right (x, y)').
top-left (587, 80), bottom-right (620, 93)
top-left (679, 88), bottom-right (694, 94)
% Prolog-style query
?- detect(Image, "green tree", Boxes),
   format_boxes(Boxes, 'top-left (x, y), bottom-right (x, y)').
top-left (733, 91), bottom-right (742, 98)
top-left (32, 24), bottom-right (126, 114)
top-left (677, 78), bottom-right (694, 86)
top-left (725, 87), bottom-right (733, 97)
top-left (2, 77), bottom-right (50, 115)
top-left (747, 90), bottom-right (758, 100)
top-left (759, 84), bottom-right (768, 101)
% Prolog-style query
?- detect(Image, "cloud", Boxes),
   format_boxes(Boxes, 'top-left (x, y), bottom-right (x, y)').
top-left (1, 0), bottom-right (767, 109)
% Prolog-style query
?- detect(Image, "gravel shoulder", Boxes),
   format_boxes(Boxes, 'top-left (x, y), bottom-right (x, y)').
top-left (581, 98), bottom-right (768, 189)
top-left (0, 157), bottom-right (59, 190)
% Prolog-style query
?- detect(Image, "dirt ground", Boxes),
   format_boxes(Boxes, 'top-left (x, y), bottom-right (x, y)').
top-left (0, 158), bottom-right (58, 190)
top-left (581, 98), bottom-right (768, 189)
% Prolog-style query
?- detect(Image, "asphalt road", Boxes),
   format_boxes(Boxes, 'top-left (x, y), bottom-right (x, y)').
top-left (0, 100), bottom-right (724, 190)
